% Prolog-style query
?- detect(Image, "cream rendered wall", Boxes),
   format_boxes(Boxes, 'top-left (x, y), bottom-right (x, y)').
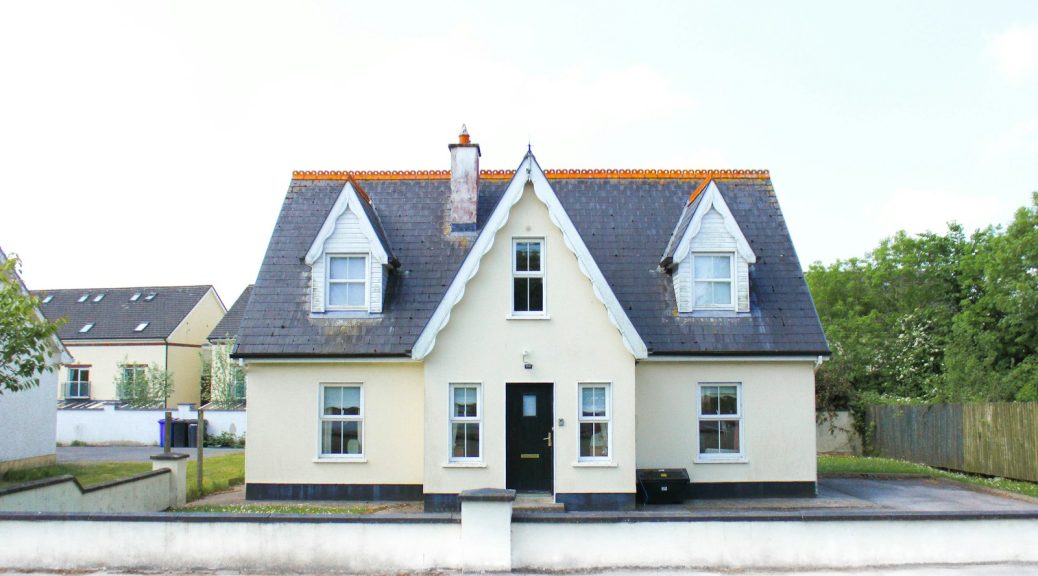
top-left (166, 346), bottom-right (203, 405)
top-left (168, 288), bottom-right (225, 346)
top-left (635, 361), bottom-right (817, 483)
top-left (245, 362), bottom-right (424, 485)
top-left (423, 184), bottom-right (637, 496)
top-left (59, 343), bottom-right (166, 401)
top-left (166, 288), bottom-right (225, 405)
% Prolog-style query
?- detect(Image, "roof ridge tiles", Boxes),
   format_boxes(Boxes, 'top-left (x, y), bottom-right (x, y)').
top-left (292, 169), bottom-right (770, 181)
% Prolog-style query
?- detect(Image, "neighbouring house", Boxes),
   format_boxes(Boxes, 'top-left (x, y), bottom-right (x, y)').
top-left (34, 285), bottom-right (226, 407)
top-left (236, 128), bottom-right (829, 511)
top-left (205, 284), bottom-right (251, 406)
top-left (0, 247), bottom-right (72, 474)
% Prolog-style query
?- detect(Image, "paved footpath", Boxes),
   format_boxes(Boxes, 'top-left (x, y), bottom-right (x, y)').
top-left (57, 445), bottom-right (243, 462)
top-left (6, 566), bottom-right (1038, 575)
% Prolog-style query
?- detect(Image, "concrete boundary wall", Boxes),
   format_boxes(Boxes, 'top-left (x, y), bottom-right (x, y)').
top-left (2, 509), bottom-right (1038, 572)
top-left (58, 404), bottom-right (246, 445)
top-left (0, 455), bottom-right (187, 513)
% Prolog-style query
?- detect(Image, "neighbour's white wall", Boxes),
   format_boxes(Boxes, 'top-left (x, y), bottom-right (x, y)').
top-left (245, 362), bottom-right (423, 485)
top-left (310, 208), bottom-right (384, 314)
top-left (0, 349), bottom-right (58, 468)
top-left (56, 404), bottom-right (246, 446)
top-left (510, 518), bottom-right (1038, 571)
top-left (816, 410), bottom-right (862, 455)
top-left (675, 207), bottom-right (751, 313)
top-left (423, 184), bottom-right (637, 496)
top-left (58, 343), bottom-right (166, 401)
top-left (635, 361), bottom-right (817, 483)
top-left (0, 519), bottom-right (463, 572)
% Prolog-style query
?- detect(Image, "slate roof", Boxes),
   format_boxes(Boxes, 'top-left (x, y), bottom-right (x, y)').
top-left (208, 284), bottom-right (254, 342)
top-left (32, 285), bottom-right (214, 341)
top-left (237, 169), bottom-right (828, 357)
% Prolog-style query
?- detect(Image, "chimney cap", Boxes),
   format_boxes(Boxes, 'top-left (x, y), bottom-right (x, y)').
top-left (458, 124), bottom-right (470, 145)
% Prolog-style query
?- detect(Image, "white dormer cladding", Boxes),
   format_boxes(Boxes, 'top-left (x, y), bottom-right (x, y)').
top-left (305, 182), bottom-right (391, 314)
top-left (671, 181), bottom-right (755, 313)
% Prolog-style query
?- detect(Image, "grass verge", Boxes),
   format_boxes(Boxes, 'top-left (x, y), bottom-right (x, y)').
top-left (0, 461), bottom-right (151, 488)
top-left (819, 455), bottom-right (1038, 499)
top-left (177, 503), bottom-right (378, 514)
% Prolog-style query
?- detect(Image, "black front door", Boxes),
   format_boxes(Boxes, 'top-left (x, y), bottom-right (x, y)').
top-left (506, 384), bottom-right (554, 493)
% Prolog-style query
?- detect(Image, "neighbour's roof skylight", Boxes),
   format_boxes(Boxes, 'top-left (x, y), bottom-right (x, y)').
top-left (130, 292), bottom-right (141, 301)
top-left (79, 323), bottom-right (95, 333)
top-left (41, 295), bottom-right (54, 303)
top-left (77, 294), bottom-right (89, 302)
top-left (144, 292), bottom-right (157, 301)
top-left (93, 293), bottom-right (105, 302)
top-left (134, 322), bottom-right (149, 332)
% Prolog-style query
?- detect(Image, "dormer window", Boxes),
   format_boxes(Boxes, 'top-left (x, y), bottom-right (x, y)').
top-left (692, 253), bottom-right (734, 309)
top-left (327, 255), bottom-right (368, 310)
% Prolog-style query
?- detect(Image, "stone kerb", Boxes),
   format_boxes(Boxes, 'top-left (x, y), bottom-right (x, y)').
top-left (459, 487), bottom-right (516, 571)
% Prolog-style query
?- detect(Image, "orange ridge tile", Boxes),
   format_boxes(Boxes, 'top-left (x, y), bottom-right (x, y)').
top-left (292, 168), bottom-right (770, 181)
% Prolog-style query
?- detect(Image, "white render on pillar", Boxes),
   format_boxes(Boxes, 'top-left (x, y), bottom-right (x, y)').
top-left (448, 125), bottom-right (480, 229)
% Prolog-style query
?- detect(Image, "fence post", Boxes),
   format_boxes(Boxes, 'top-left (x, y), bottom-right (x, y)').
top-left (459, 488), bottom-right (515, 572)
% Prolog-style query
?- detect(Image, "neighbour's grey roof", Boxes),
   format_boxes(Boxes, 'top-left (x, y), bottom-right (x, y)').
top-left (208, 284), bottom-right (254, 342)
top-left (32, 285), bottom-right (214, 341)
top-left (236, 170), bottom-right (828, 357)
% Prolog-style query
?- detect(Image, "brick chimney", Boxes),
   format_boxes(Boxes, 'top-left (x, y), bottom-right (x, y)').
top-left (448, 124), bottom-right (480, 233)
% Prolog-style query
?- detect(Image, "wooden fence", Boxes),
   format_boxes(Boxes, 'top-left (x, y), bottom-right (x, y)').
top-left (867, 403), bottom-right (1038, 483)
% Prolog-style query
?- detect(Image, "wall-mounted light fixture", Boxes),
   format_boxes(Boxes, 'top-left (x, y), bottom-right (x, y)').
top-left (522, 349), bottom-right (533, 370)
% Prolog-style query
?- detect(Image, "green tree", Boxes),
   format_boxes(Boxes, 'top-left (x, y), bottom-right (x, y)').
top-left (114, 361), bottom-right (174, 408)
top-left (0, 254), bottom-right (63, 393)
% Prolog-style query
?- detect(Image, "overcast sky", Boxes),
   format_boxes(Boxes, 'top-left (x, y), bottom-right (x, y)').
top-left (1, 1), bottom-right (1036, 304)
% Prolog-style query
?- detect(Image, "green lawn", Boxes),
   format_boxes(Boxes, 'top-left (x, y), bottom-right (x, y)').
top-left (1, 453), bottom-right (244, 503)
top-left (819, 454), bottom-right (1038, 499)
top-left (0, 461), bottom-right (150, 489)
top-left (186, 453), bottom-right (244, 501)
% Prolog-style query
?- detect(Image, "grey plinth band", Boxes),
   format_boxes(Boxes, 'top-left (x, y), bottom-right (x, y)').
top-left (458, 488), bottom-right (517, 502)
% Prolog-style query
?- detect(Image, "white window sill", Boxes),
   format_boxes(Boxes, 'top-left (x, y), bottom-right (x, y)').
top-left (693, 456), bottom-right (748, 464)
top-left (313, 457), bottom-right (367, 463)
top-left (442, 461), bottom-right (487, 468)
top-left (506, 314), bottom-right (551, 320)
top-left (572, 460), bottom-right (617, 468)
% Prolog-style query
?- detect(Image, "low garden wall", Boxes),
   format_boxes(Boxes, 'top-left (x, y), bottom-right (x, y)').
top-left (57, 403), bottom-right (246, 445)
top-left (0, 455), bottom-right (187, 513)
top-left (2, 490), bottom-right (1037, 572)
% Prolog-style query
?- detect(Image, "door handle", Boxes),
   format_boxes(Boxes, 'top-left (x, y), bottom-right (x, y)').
top-left (543, 432), bottom-right (552, 448)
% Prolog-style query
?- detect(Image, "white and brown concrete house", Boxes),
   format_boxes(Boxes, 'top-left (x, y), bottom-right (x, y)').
top-left (0, 247), bottom-right (72, 474)
top-left (33, 285), bottom-right (226, 407)
top-left (236, 129), bottom-right (829, 511)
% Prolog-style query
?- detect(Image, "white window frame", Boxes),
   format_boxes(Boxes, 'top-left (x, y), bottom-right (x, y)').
top-left (511, 238), bottom-right (546, 317)
top-left (326, 253), bottom-right (369, 311)
top-left (577, 383), bottom-right (612, 462)
top-left (448, 383), bottom-right (482, 463)
top-left (696, 382), bottom-right (744, 462)
top-left (318, 383), bottom-right (364, 460)
top-left (691, 252), bottom-right (736, 311)
top-left (66, 366), bottom-right (91, 399)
